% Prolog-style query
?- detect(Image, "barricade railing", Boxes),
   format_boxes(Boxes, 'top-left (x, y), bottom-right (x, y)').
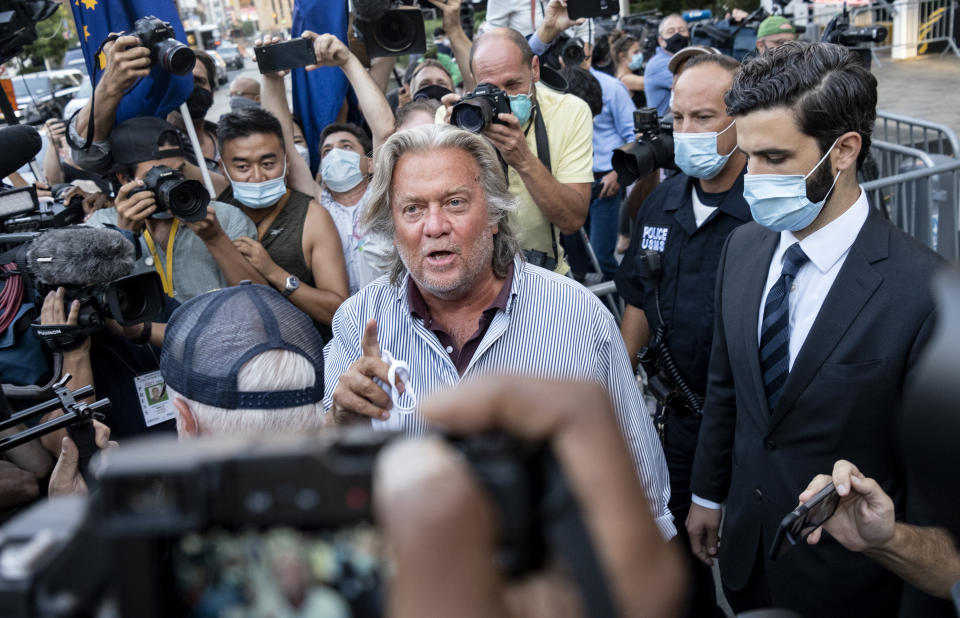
top-left (869, 140), bottom-right (938, 180)
top-left (876, 111), bottom-right (960, 157)
top-left (863, 158), bottom-right (960, 259)
top-left (851, 0), bottom-right (960, 62)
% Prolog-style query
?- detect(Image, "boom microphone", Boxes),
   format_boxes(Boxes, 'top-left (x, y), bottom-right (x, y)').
top-left (0, 125), bottom-right (42, 180)
top-left (26, 227), bottom-right (135, 286)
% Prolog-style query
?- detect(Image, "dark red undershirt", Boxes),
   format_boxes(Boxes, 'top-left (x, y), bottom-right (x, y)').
top-left (407, 264), bottom-right (515, 374)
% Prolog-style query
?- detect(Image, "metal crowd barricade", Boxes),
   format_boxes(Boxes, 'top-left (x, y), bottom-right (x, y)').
top-left (851, 0), bottom-right (960, 62)
top-left (864, 158), bottom-right (960, 259)
top-left (875, 111), bottom-right (960, 157)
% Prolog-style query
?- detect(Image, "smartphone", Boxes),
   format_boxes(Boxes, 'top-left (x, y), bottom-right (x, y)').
top-left (768, 482), bottom-right (840, 560)
top-left (567, 0), bottom-right (621, 20)
top-left (255, 38), bottom-right (317, 73)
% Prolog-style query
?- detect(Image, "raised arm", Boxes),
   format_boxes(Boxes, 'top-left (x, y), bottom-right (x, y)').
top-left (425, 0), bottom-right (476, 91)
top-left (303, 32), bottom-right (394, 150)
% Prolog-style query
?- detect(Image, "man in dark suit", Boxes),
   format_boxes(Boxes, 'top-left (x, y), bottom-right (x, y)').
top-left (685, 41), bottom-right (945, 617)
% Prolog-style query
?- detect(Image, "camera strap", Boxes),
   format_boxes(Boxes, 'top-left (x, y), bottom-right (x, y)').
top-left (532, 104), bottom-right (560, 268)
top-left (142, 219), bottom-right (180, 297)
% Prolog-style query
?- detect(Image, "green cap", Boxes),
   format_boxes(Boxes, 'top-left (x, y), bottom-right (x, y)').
top-left (757, 15), bottom-right (796, 39)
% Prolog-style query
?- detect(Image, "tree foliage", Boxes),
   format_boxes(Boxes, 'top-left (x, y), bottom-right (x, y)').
top-left (21, 6), bottom-right (79, 72)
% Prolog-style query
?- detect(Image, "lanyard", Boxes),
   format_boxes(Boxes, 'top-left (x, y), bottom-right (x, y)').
top-left (143, 219), bottom-right (180, 297)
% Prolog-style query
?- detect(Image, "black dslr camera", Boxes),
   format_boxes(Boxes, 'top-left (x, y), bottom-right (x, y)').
top-left (451, 83), bottom-right (512, 133)
top-left (822, 5), bottom-right (888, 68)
top-left (129, 165), bottom-right (210, 222)
top-left (128, 16), bottom-right (196, 75)
top-left (611, 107), bottom-right (675, 185)
top-left (354, 2), bottom-right (427, 59)
top-left (0, 430), bottom-right (612, 618)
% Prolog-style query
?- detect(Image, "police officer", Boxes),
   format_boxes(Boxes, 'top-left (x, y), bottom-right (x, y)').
top-left (615, 52), bottom-right (748, 617)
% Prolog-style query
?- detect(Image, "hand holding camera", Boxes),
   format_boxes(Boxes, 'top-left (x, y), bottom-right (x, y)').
top-left (40, 287), bottom-right (90, 356)
top-left (302, 31), bottom-right (353, 70)
top-left (115, 179), bottom-right (156, 234)
top-left (540, 0), bottom-right (585, 42)
top-left (100, 35), bottom-right (152, 97)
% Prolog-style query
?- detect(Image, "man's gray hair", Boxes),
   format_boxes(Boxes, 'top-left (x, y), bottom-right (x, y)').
top-left (170, 349), bottom-right (324, 437)
top-left (361, 124), bottom-right (521, 285)
top-left (659, 13), bottom-right (685, 37)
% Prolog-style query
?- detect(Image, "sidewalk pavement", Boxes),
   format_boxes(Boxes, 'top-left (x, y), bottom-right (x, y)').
top-left (873, 53), bottom-right (960, 139)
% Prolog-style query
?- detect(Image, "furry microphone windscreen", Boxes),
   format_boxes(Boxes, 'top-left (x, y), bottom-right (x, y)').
top-left (26, 227), bottom-right (135, 286)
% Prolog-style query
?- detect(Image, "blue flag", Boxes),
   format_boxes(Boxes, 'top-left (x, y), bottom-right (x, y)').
top-left (291, 0), bottom-right (350, 173)
top-left (68, 0), bottom-right (193, 122)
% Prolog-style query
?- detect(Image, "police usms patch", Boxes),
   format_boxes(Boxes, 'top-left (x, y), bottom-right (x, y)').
top-left (640, 225), bottom-right (669, 252)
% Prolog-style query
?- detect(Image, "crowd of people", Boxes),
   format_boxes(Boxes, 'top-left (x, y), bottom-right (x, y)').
top-left (1, 0), bottom-right (958, 615)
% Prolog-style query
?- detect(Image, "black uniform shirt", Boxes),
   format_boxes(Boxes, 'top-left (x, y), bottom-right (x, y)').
top-left (615, 168), bottom-right (750, 393)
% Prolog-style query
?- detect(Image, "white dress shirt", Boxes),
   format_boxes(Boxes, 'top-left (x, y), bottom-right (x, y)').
top-left (692, 188), bottom-right (870, 511)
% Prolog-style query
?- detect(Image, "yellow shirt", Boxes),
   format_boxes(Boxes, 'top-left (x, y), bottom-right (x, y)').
top-left (437, 83), bottom-right (594, 274)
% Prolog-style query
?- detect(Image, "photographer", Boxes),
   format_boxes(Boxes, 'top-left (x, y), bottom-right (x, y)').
top-left (85, 116), bottom-right (265, 302)
top-left (422, 0), bottom-right (476, 92)
top-left (260, 33), bottom-right (393, 295)
top-left (799, 460), bottom-right (960, 612)
top-left (613, 53), bottom-right (747, 618)
top-left (530, 0), bottom-right (636, 280)
top-left (68, 35), bottom-right (228, 192)
top-left (755, 16), bottom-right (798, 54)
top-left (686, 42), bottom-right (944, 616)
top-left (441, 27), bottom-right (593, 274)
top-left (376, 377), bottom-right (686, 617)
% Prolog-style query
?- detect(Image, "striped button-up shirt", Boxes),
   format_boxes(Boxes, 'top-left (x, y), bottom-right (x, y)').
top-left (323, 256), bottom-right (675, 538)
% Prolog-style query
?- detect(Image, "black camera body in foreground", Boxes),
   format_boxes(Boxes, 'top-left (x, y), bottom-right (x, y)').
top-left (0, 430), bottom-right (596, 618)
top-left (612, 107), bottom-right (676, 186)
top-left (355, 5), bottom-right (427, 58)
top-left (130, 16), bottom-right (196, 76)
top-left (129, 165), bottom-right (210, 222)
top-left (451, 83), bottom-right (513, 133)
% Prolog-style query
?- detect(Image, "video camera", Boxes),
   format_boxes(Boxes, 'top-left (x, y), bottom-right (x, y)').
top-left (354, 1), bottom-right (428, 58)
top-left (105, 16), bottom-right (196, 76)
top-left (129, 165), bottom-right (210, 223)
top-left (0, 0), bottom-right (60, 65)
top-left (0, 227), bottom-right (164, 354)
top-left (0, 430), bottom-right (614, 618)
top-left (611, 107), bottom-right (675, 186)
top-left (0, 185), bottom-right (85, 234)
top-left (450, 82), bottom-right (512, 133)
top-left (822, 4), bottom-right (887, 67)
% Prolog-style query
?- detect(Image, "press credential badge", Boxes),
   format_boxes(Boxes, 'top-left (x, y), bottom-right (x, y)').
top-left (134, 370), bottom-right (177, 427)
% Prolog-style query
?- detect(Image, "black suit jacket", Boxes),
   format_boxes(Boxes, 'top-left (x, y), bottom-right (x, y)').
top-left (691, 207), bottom-right (944, 617)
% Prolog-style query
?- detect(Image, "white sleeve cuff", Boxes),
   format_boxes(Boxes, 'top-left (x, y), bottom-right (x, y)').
top-left (654, 513), bottom-right (677, 541)
top-left (691, 494), bottom-right (723, 510)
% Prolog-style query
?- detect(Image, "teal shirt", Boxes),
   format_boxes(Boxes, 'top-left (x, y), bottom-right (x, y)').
top-left (86, 201), bottom-right (256, 304)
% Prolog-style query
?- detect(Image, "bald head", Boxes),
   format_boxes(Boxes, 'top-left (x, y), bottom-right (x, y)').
top-left (230, 76), bottom-right (261, 102)
top-left (470, 27), bottom-right (534, 74)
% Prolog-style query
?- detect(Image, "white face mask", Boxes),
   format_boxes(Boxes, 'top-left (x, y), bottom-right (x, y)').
top-left (223, 160), bottom-right (288, 209)
top-left (295, 143), bottom-right (310, 167)
top-left (321, 148), bottom-right (365, 193)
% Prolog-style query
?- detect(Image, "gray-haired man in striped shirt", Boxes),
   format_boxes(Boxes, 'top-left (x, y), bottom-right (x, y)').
top-left (323, 124), bottom-right (675, 537)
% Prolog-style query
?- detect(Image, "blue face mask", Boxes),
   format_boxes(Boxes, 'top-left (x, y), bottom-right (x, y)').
top-left (629, 52), bottom-right (644, 71)
top-left (674, 120), bottom-right (737, 179)
top-left (225, 160), bottom-right (288, 209)
top-left (509, 85), bottom-right (534, 126)
top-left (743, 138), bottom-right (842, 232)
top-left (321, 148), bottom-right (365, 193)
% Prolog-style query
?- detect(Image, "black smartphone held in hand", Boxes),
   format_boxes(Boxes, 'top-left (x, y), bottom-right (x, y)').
top-left (566, 0), bottom-right (621, 20)
top-left (769, 482), bottom-right (840, 560)
top-left (255, 38), bottom-right (316, 73)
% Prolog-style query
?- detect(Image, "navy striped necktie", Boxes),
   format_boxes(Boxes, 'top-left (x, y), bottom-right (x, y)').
top-left (760, 242), bottom-right (810, 413)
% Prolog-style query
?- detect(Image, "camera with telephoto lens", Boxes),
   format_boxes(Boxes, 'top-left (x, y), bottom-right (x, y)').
top-left (129, 16), bottom-right (196, 76)
top-left (0, 429), bottom-right (610, 618)
top-left (129, 165), bottom-right (210, 223)
top-left (611, 107), bottom-right (675, 186)
top-left (354, 2), bottom-right (427, 59)
top-left (821, 5), bottom-right (887, 68)
top-left (451, 82), bottom-right (512, 133)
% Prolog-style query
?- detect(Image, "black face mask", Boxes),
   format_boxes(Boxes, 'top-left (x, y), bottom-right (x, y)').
top-left (413, 84), bottom-right (453, 102)
top-left (664, 33), bottom-right (690, 55)
top-left (186, 86), bottom-right (214, 119)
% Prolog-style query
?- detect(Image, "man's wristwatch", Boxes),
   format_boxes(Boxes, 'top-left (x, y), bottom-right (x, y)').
top-left (282, 275), bottom-right (300, 297)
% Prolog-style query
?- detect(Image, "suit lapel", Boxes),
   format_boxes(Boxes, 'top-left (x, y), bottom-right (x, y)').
top-left (767, 209), bottom-right (889, 434)
top-left (740, 228), bottom-right (780, 416)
